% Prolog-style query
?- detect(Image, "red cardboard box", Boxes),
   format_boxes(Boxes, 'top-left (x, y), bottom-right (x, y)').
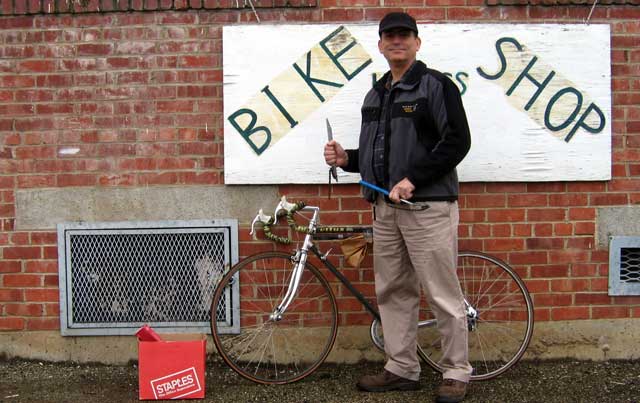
top-left (138, 338), bottom-right (206, 400)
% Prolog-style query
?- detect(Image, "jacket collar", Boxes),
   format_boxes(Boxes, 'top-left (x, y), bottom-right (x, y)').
top-left (373, 60), bottom-right (428, 93)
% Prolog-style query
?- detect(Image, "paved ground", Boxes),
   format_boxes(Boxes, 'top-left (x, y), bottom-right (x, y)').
top-left (1, 358), bottom-right (639, 402)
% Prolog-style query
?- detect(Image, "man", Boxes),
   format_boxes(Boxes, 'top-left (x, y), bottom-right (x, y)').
top-left (323, 12), bottom-right (472, 403)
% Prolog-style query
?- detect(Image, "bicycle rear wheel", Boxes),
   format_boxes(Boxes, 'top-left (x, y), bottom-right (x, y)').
top-left (418, 251), bottom-right (534, 381)
top-left (210, 252), bottom-right (338, 385)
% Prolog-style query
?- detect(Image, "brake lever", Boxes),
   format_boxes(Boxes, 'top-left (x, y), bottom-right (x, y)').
top-left (250, 209), bottom-right (273, 236)
top-left (273, 195), bottom-right (298, 219)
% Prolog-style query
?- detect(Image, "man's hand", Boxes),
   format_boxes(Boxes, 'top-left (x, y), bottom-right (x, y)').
top-left (389, 178), bottom-right (415, 204)
top-left (324, 140), bottom-right (348, 168)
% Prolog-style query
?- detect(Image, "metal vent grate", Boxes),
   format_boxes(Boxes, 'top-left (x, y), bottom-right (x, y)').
top-left (57, 220), bottom-right (238, 336)
top-left (609, 236), bottom-right (640, 296)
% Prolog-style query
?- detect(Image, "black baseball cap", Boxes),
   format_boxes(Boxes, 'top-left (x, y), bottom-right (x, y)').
top-left (378, 12), bottom-right (418, 36)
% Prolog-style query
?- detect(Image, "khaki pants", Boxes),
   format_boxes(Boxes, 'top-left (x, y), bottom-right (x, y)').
top-left (373, 197), bottom-right (473, 383)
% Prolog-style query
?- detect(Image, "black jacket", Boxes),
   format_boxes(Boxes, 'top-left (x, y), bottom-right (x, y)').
top-left (343, 61), bottom-right (471, 203)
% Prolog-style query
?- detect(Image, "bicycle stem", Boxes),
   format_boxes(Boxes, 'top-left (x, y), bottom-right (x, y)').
top-left (270, 205), bottom-right (320, 321)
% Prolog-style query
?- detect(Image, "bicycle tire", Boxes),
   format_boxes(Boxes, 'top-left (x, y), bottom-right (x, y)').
top-left (210, 252), bottom-right (338, 385)
top-left (417, 251), bottom-right (534, 381)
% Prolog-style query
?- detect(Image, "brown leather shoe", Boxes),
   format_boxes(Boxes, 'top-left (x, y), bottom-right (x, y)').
top-left (436, 378), bottom-right (468, 403)
top-left (356, 369), bottom-right (421, 392)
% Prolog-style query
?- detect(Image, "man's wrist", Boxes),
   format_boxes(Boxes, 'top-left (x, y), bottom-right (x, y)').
top-left (341, 153), bottom-right (349, 167)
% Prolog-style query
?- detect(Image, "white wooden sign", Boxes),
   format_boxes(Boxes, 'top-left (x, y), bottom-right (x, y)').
top-left (223, 24), bottom-right (611, 184)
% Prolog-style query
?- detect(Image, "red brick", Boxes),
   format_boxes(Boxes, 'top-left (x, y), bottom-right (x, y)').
top-left (550, 278), bottom-right (590, 292)
top-left (590, 193), bottom-right (628, 205)
top-left (459, 209), bottom-right (486, 223)
top-left (43, 275), bottom-right (58, 287)
top-left (0, 288), bottom-right (24, 302)
top-left (458, 239), bottom-right (482, 252)
top-left (609, 8), bottom-right (640, 19)
top-left (513, 224), bottom-right (532, 237)
top-left (178, 171), bottom-right (219, 185)
top-left (527, 183), bottom-right (565, 193)
top-left (566, 237), bottom-right (595, 250)
top-left (5, 303), bottom-right (44, 316)
top-left (45, 303), bottom-right (60, 316)
top-left (508, 251), bottom-right (548, 265)
top-left (527, 208), bottom-right (566, 221)
top-left (137, 172), bottom-right (179, 185)
top-left (572, 264), bottom-right (598, 277)
top-left (3, 274), bottom-right (42, 287)
top-left (77, 44), bottom-right (113, 56)
top-left (447, 7), bottom-right (485, 19)
top-left (574, 222), bottom-right (595, 235)
top-left (3, 246), bottom-right (41, 259)
top-left (43, 246), bottom-right (57, 260)
top-left (534, 308), bottom-right (550, 322)
top-left (239, 242), bottom-right (275, 257)
top-left (178, 142), bottom-right (216, 155)
top-left (459, 183), bottom-right (485, 194)
top-left (407, 7), bottom-right (446, 20)
top-left (569, 208), bottom-right (596, 220)
top-left (534, 223), bottom-right (552, 236)
top-left (24, 288), bottom-right (58, 302)
top-left (614, 296), bottom-right (640, 305)
top-left (336, 297), bottom-right (365, 312)
top-left (491, 224), bottom-right (511, 237)
top-left (18, 60), bottom-right (56, 73)
top-left (531, 264), bottom-right (569, 278)
top-left (592, 306), bottom-right (629, 319)
top-left (590, 278), bottom-right (608, 291)
top-left (472, 224), bottom-right (490, 237)
top-left (609, 178), bottom-right (640, 191)
top-left (56, 173), bottom-right (97, 187)
top-left (484, 238), bottom-right (524, 252)
top-left (575, 293), bottom-right (611, 305)
top-left (554, 223), bottom-right (573, 236)
top-left (0, 317), bottom-right (25, 330)
top-left (0, 261), bottom-right (21, 273)
top-left (25, 261), bottom-right (57, 273)
top-left (508, 194), bottom-right (547, 207)
top-left (340, 197), bottom-right (369, 211)
top-left (320, 211), bottom-right (360, 225)
top-left (551, 307), bottom-right (589, 320)
top-left (0, 204), bottom-right (14, 217)
top-left (487, 208), bottom-right (525, 222)
top-left (26, 317), bottom-right (59, 330)
top-left (533, 293), bottom-right (572, 307)
top-left (550, 250), bottom-right (591, 264)
top-left (466, 194), bottom-right (505, 208)
top-left (567, 182), bottom-right (606, 193)
top-left (30, 232), bottom-right (57, 245)
top-left (549, 193), bottom-right (588, 206)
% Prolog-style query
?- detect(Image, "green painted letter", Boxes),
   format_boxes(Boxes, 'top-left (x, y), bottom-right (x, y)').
top-left (228, 108), bottom-right (271, 155)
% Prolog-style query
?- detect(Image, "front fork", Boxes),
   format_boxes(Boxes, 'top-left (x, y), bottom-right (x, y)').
top-left (268, 206), bottom-right (320, 321)
top-left (269, 249), bottom-right (308, 321)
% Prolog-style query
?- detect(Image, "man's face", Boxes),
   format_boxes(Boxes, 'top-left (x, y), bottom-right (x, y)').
top-left (378, 28), bottom-right (421, 65)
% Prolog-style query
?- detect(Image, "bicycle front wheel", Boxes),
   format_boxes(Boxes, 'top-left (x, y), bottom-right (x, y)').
top-left (418, 251), bottom-right (534, 381)
top-left (210, 252), bottom-right (338, 385)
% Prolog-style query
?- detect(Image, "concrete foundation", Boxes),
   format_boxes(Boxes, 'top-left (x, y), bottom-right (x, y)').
top-left (1, 319), bottom-right (638, 364)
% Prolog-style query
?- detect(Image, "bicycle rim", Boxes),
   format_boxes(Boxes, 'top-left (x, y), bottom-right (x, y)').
top-left (210, 252), bottom-right (338, 385)
top-left (418, 251), bottom-right (534, 381)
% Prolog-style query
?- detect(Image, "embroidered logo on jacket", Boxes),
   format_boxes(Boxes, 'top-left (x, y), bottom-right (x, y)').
top-left (402, 103), bottom-right (418, 113)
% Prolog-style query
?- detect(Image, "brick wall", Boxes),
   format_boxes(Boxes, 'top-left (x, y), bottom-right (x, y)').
top-left (0, 2), bottom-right (639, 333)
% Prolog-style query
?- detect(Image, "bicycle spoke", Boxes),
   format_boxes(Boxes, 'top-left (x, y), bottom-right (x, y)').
top-left (212, 252), bottom-right (338, 384)
top-left (474, 326), bottom-right (490, 375)
top-left (419, 252), bottom-right (533, 381)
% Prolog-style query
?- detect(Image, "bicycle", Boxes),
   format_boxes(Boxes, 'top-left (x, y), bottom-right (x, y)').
top-left (210, 196), bottom-right (534, 385)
